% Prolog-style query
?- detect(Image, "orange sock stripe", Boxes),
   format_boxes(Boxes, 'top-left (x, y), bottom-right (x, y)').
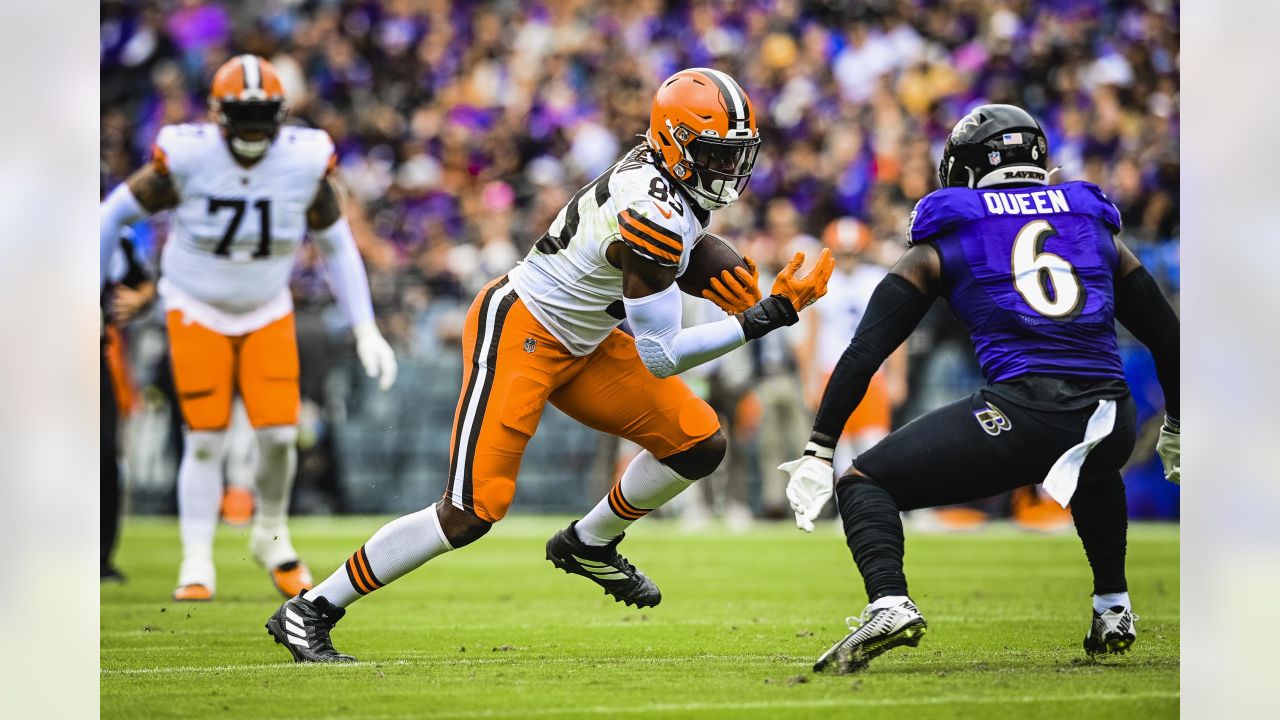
top-left (344, 556), bottom-right (372, 595)
top-left (356, 546), bottom-right (383, 589)
top-left (608, 484), bottom-right (647, 520)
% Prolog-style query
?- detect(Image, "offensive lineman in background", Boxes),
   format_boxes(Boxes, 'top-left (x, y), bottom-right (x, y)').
top-left (266, 68), bottom-right (833, 662)
top-left (780, 105), bottom-right (1180, 673)
top-left (99, 55), bottom-right (398, 601)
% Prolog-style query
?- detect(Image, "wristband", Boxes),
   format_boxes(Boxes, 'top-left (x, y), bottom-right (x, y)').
top-left (802, 441), bottom-right (835, 461)
top-left (740, 294), bottom-right (798, 340)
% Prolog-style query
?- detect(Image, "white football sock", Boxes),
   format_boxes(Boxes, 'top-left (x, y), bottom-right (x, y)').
top-left (869, 595), bottom-right (912, 612)
top-left (176, 429), bottom-right (227, 588)
top-left (249, 425), bottom-right (299, 568)
top-left (1093, 591), bottom-right (1131, 613)
top-left (308, 503), bottom-right (454, 608)
top-left (575, 451), bottom-right (695, 546)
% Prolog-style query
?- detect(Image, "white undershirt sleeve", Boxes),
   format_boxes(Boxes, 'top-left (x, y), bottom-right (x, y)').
top-left (311, 217), bottom-right (375, 328)
top-left (100, 184), bottom-right (147, 290)
top-left (623, 282), bottom-right (747, 379)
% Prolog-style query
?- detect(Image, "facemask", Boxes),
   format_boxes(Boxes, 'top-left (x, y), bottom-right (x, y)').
top-left (230, 135), bottom-right (271, 159)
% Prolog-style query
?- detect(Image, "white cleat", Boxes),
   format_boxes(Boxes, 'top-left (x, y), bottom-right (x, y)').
top-left (813, 599), bottom-right (927, 674)
top-left (1084, 605), bottom-right (1138, 655)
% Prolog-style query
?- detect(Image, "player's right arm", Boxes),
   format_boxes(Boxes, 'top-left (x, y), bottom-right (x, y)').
top-left (614, 241), bottom-right (832, 379)
top-left (781, 244), bottom-right (939, 531)
top-left (100, 159), bottom-right (177, 290)
top-left (1113, 237), bottom-right (1181, 482)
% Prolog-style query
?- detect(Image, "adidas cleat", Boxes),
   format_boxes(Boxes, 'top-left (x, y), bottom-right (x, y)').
top-left (545, 522), bottom-right (661, 608)
top-left (1084, 605), bottom-right (1138, 655)
top-left (265, 592), bottom-right (356, 663)
top-left (813, 599), bottom-right (927, 674)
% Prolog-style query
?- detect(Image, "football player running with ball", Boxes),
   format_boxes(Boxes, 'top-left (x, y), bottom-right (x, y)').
top-left (99, 56), bottom-right (398, 602)
top-left (779, 105), bottom-right (1180, 674)
top-left (266, 68), bottom-right (834, 662)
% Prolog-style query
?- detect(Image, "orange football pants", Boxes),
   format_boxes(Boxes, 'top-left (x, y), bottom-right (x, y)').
top-left (166, 309), bottom-right (301, 431)
top-left (444, 277), bottom-right (720, 522)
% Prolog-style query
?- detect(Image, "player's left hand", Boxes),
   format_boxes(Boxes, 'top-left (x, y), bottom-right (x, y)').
top-left (110, 282), bottom-right (156, 324)
top-left (354, 321), bottom-right (398, 391)
top-left (1156, 416), bottom-right (1179, 483)
top-left (702, 256), bottom-right (761, 314)
top-left (779, 455), bottom-right (835, 532)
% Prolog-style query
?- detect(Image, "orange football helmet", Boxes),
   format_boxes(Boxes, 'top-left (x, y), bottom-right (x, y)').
top-left (209, 55), bottom-right (287, 159)
top-left (822, 217), bottom-right (874, 254)
top-left (646, 68), bottom-right (761, 210)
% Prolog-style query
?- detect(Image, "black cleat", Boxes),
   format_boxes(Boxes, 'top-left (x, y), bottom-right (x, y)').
top-left (545, 522), bottom-right (661, 608)
top-left (813, 599), bottom-right (927, 674)
top-left (265, 592), bottom-right (357, 663)
top-left (1084, 605), bottom-right (1138, 655)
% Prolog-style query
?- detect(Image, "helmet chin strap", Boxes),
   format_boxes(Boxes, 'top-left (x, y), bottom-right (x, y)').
top-left (692, 182), bottom-right (737, 210)
top-left (230, 136), bottom-right (270, 159)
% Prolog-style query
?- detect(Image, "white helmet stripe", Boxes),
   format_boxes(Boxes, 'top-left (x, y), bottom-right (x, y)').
top-left (241, 55), bottom-right (261, 91)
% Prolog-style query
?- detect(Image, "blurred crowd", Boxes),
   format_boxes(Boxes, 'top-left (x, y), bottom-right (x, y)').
top-left (100, 0), bottom-right (1180, 520)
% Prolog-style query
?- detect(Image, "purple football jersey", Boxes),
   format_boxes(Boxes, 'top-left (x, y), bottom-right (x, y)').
top-left (909, 181), bottom-right (1125, 383)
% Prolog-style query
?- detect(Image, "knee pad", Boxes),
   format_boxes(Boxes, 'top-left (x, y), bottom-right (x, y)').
top-left (662, 430), bottom-right (726, 480)
top-left (255, 424), bottom-right (299, 449)
top-left (184, 430), bottom-right (228, 463)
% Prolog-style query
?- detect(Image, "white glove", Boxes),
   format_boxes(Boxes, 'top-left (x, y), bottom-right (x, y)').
top-left (354, 321), bottom-right (398, 391)
top-left (779, 455), bottom-right (835, 532)
top-left (1156, 416), bottom-right (1179, 484)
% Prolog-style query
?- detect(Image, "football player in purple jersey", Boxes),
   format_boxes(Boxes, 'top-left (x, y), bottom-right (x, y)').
top-left (776, 105), bottom-right (1180, 673)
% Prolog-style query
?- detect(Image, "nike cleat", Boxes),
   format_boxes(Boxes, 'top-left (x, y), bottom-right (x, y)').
top-left (269, 560), bottom-right (314, 599)
top-left (173, 583), bottom-right (214, 602)
top-left (813, 599), bottom-right (927, 674)
top-left (545, 522), bottom-right (661, 608)
top-left (265, 592), bottom-right (356, 663)
top-left (1084, 605), bottom-right (1138, 655)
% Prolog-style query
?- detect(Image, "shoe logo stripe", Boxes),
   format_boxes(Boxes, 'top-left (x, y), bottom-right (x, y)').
top-left (286, 634), bottom-right (310, 648)
top-left (285, 607), bottom-right (304, 625)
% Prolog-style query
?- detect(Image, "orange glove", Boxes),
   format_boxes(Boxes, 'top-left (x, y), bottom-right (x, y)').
top-left (770, 249), bottom-right (835, 311)
top-left (702, 256), bottom-right (762, 314)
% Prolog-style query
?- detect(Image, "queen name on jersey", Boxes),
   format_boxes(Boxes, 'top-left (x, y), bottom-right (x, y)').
top-left (510, 144), bottom-right (710, 356)
top-left (908, 180), bottom-right (1125, 383)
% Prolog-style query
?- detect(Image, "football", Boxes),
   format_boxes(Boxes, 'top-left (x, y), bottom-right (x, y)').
top-left (676, 232), bottom-right (749, 297)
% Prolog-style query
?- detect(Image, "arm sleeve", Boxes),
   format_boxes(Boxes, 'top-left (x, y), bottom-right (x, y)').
top-left (311, 218), bottom-right (375, 328)
top-left (623, 283), bottom-right (747, 379)
top-left (810, 273), bottom-right (933, 446)
top-left (1114, 266), bottom-right (1179, 418)
top-left (100, 184), bottom-right (147, 290)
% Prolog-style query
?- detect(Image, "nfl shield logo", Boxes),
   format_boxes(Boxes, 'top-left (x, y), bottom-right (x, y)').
top-left (524, 337), bottom-right (537, 353)
top-left (988, 151), bottom-right (1002, 166)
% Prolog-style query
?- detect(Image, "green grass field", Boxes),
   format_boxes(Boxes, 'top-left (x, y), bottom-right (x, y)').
top-left (101, 516), bottom-right (1178, 719)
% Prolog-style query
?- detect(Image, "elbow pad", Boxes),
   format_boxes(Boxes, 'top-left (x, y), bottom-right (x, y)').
top-left (740, 295), bottom-right (798, 340)
top-left (624, 283), bottom-right (746, 378)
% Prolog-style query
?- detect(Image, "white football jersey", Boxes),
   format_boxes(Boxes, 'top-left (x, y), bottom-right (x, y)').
top-left (154, 123), bottom-right (333, 322)
top-left (509, 145), bottom-right (711, 356)
top-left (814, 263), bottom-right (889, 372)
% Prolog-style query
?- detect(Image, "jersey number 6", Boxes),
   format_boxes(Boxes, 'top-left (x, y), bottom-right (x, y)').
top-left (208, 197), bottom-right (273, 258)
top-left (1010, 219), bottom-right (1084, 319)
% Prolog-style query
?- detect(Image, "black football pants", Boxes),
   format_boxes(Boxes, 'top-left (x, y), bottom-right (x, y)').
top-left (836, 387), bottom-right (1136, 601)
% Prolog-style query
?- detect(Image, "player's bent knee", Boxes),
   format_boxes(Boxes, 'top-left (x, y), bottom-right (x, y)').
top-left (435, 501), bottom-right (492, 549)
top-left (255, 425), bottom-right (298, 449)
top-left (660, 429), bottom-right (726, 480)
top-left (836, 463), bottom-right (876, 489)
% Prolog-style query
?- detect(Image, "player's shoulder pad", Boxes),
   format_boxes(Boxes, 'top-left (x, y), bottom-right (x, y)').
top-left (610, 158), bottom-right (693, 268)
top-left (616, 192), bottom-right (687, 268)
top-left (276, 125), bottom-right (337, 175)
top-left (153, 123), bottom-right (218, 176)
top-left (907, 188), bottom-right (985, 246)
top-left (1064, 180), bottom-right (1122, 233)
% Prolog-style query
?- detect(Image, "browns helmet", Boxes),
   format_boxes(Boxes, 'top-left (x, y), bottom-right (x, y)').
top-left (938, 104), bottom-right (1050, 189)
top-left (209, 55), bottom-right (287, 159)
top-left (822, 217), bottom-right (874, 255)
top-left (646, 68), bottom-right (761, 210)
